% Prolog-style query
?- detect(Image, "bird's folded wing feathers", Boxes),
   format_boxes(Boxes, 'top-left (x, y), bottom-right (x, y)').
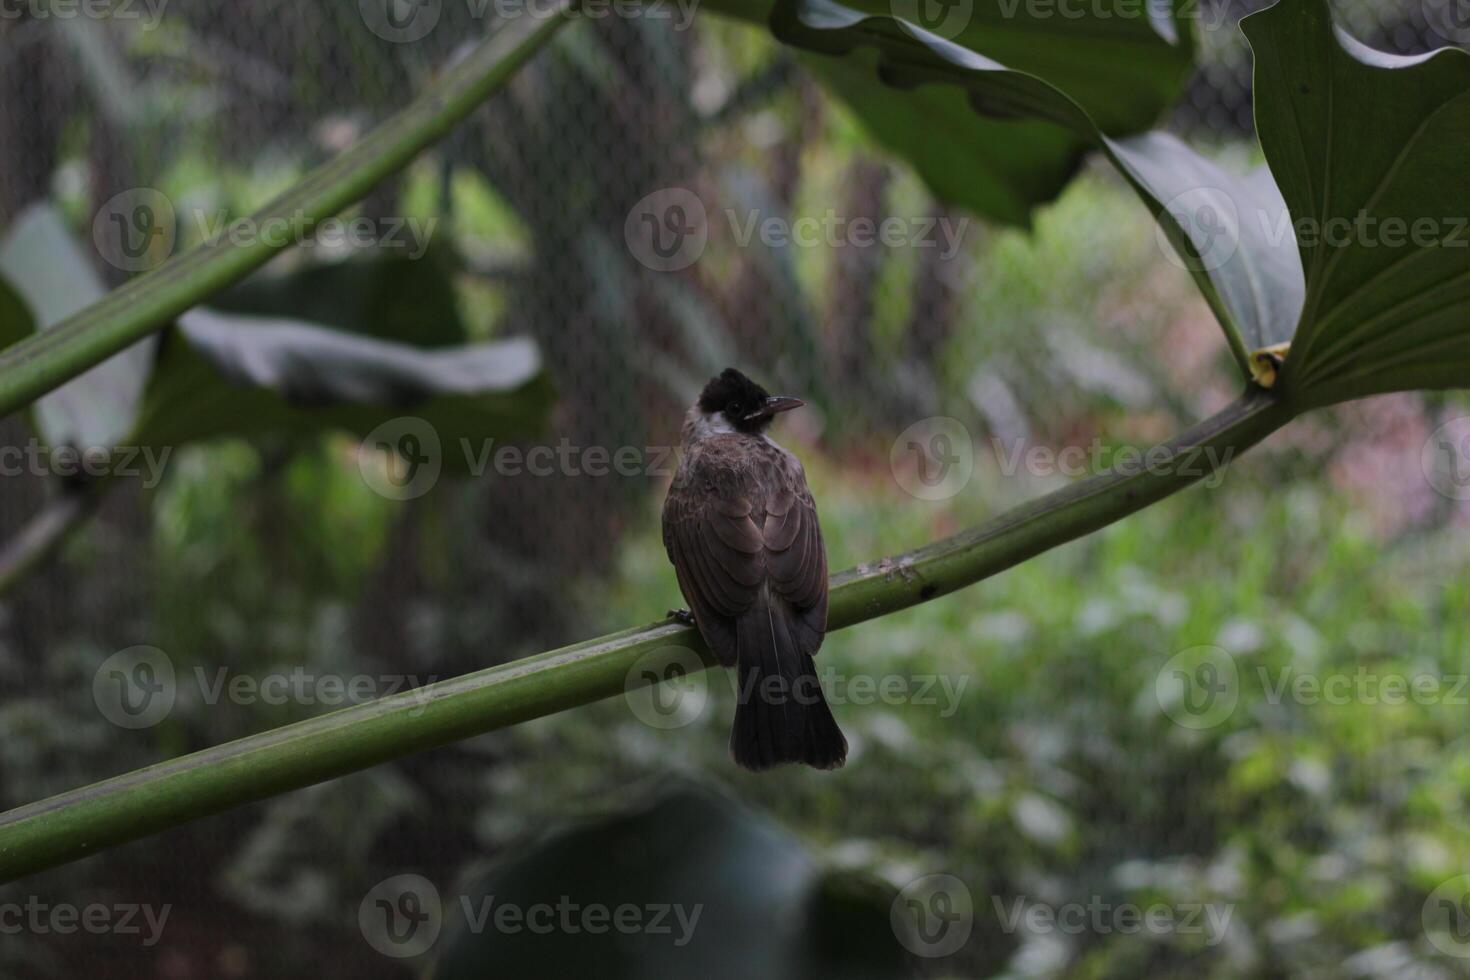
top-left (663, 459), bottom-right (829, 665)
top-left (763, 488), bottom-right (828, 648)
top-left (663, 489), bottom-right (762, 664)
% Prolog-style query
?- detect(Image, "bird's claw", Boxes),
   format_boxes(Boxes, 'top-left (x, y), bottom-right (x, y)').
top-left (667, 608), bottom-right (697, 627)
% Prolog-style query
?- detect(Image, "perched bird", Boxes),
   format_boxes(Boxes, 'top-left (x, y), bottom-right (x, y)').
top-left (662, 368), bottom-right (847, 770)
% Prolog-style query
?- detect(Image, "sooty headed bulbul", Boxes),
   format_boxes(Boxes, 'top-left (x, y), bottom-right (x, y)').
top-left (662, 368), bottom-right (847, 771)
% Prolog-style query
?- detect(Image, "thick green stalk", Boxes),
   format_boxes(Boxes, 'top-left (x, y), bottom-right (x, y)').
top-left (0, 7), bottom-right (571, 421)
top-left (0, 389), bottom-right (1293, 882)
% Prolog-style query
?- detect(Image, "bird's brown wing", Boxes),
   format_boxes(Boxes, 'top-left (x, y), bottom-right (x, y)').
top-left (762, 484), bottom-right (828, 655)
top-left (662, 476), bottom-right (765, 667)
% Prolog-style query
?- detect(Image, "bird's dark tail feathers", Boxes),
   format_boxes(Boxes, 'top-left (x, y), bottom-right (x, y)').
top-left (731, 596), bottom-right (847, 771)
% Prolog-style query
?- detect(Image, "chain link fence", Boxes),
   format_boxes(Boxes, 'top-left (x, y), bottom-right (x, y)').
top-left (1, 2), bottom-right (1468, 977)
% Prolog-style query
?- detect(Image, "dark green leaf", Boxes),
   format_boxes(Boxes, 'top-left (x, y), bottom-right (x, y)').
top-left (704, 0), bottom-right (1192, 227)
top-left (754, 0), bottom-right (1284, 376)
top-left (1105, 132), bottom-right (1302, 357)
top-left (775, 0), bottom-right (1192, 133)
top-left (803, 50), bottom-right (1085, 227)
top-left (431, 785), bottom-right (907, 980)
top-left (0, 276), bottom-right (34, 352)
top-left (790, 0), bottom-right (1194, 225)
top-left (129, 308), bottom-right (552, 471)
top-left (1243, 0), bottom-right (1470, 407)
top-left (214, 249), bottom-right (468, 348)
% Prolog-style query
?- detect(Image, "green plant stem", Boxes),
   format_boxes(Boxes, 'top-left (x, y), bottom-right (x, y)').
top-left (0, 389), bottom-right (1293, 882)
top-left (0, 7), bottom-right (571, 422)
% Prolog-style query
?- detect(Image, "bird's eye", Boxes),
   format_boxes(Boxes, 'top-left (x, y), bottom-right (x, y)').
top-left (726, 401), bottom-right (740, 414)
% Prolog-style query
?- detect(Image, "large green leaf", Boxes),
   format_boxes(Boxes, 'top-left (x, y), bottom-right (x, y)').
top-left (775, 0), bottom-right (1192, 132)
top-left (0, 11), bottom-right (572, 426)
top-left (705, 0), bottom-right (1193, 227)
top-left (803, 51), bottom-right (1085, 227)
top-left (0, 204), bottom-right (157, 449)
top-left (1243, 0), bottom-right (1470, 408)
top-left (0, 206), bottom-right (552, 473)
top-left (129, 309), bottom-right (552, 470)
top-left (214, 250), bottom-right (468, 348)
top-left (431, 785), bottom-right (907, 979)
top-left (0, 277), bottom-right (33, 352)
top-left (753, 0), bottom-right (1287, 375)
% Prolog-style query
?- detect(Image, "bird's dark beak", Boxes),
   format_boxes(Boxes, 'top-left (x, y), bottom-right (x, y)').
top-left (745, 396), bottom-right (805, 423)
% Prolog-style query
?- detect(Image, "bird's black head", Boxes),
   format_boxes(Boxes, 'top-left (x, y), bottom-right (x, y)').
top-left (697, 368), bottom-right (805, 434)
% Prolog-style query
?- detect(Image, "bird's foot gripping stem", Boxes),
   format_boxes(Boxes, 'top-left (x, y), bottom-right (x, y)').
top-left (667, 608), bottom-right (697, 627)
